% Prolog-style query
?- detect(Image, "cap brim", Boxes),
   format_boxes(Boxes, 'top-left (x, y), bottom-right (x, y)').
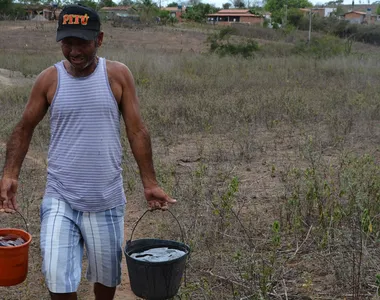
top-left (56, 29), bottom-right (99, 42)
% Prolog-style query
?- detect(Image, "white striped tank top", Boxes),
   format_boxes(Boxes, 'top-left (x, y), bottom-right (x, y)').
top-left (44, 57), bottom-right (126, 212)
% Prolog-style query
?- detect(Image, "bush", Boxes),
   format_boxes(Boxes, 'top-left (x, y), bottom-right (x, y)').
top-left (293, 35), bottom-right (347, 58)
top-left (352, 25), bottom-right (380, 45)
top-left (231, 22), bottom-right (285, 40)
top-left (208, 27), bottom-right (259, 58)
top-left (297, 15), bottom-right (380, 46)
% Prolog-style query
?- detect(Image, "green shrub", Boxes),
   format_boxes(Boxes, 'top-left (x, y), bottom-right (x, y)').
top-left (351, 25), bottom-right (380, 45)
top-left (208, 27), bottom-right (259, 58)
top-left (293, 35), bottom-right (347, 58)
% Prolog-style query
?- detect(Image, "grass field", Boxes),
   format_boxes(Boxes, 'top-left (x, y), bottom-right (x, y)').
top-left (1, 20), bottom-right (380, 299)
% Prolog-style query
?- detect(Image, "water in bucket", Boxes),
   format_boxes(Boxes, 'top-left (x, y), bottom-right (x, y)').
top-left (131, 247), bottom-right (186, 262)
top-left (0, 234), bottom-right (26, 247)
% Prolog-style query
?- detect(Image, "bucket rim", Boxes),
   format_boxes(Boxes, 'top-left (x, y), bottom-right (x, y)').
top-left (125, 238), bottom-right (190, 251)
top-left (0, 228), bottom-right (32, 249)
top-left (124, 238), bottom-right (190, 266)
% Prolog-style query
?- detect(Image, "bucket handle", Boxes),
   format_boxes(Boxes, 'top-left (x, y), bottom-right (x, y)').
top-left (129, 209), bottom-right (185, 244)
top-left (14, 210), bottom-right (29, 233)
top-left (6, 202), bottom-right (29, 233)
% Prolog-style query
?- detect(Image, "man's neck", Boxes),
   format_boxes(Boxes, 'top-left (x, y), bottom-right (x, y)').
top-left (66, 56), bottom-right (99, 78)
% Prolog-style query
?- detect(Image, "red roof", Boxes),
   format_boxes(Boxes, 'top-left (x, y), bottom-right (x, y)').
top-left (100, 6), bottom-right (133, 11)
top-left (208, 13), bottom-right (262, 17)
top-left (162, 7), bottom-right (184, 12)
top-left (217, 9), bottom-right (250, 14)
top-left (344, 10), bottom-right (366, 15)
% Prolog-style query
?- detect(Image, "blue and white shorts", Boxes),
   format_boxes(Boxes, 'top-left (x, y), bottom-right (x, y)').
top-left (40, 197), bottom-right (125, 293)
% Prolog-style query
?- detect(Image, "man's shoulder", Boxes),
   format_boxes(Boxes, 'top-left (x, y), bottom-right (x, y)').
top-left (105, 59), bottom-right (129, 73)
top-left (34, 66), bottom-right (57, 88)
top-left (105, 59), bottom-right (133, 82)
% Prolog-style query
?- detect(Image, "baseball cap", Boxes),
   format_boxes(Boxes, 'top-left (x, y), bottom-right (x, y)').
top-left (56, 4), bottom-right (101, 42)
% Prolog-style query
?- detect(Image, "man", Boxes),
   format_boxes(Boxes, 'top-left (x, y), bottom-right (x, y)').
top-left (0, 4), bottom-right (176, 300)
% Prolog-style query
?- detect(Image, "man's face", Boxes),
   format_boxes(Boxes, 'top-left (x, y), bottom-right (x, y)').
top-left (61, 32), bottom-right (103, 70)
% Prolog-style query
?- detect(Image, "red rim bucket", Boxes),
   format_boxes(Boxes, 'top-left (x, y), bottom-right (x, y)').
top-left (0, 228), bottom-right (32, 286)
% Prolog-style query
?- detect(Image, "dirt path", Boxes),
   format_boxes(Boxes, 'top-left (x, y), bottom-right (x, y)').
top-left (0, 142), bottom-right (46, 168)
top-left (79, 196), bottom-right (146, 299)
top-left (0, 68), bottom-right (35, 86)
top-left (113, 199), bottom-right (143, 300)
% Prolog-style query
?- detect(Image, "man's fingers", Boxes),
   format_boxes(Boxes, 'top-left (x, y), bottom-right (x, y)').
top-left (148, 200), bottom-right (171, 211)
top-left (2, 200), bottom-right (8, 208)
top-left (166, 198), bottom-right (177, 204)
top-left (0, 186), bottom-right (8, 202)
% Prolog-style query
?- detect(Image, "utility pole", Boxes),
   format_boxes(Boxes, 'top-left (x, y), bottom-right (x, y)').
top-left (284, 0), bottom-right (288, 26)
top-left (308, 8), bottom-right (312, 44)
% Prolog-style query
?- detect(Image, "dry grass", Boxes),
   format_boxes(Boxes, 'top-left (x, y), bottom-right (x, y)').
top-left (1, 20), bottom-right (380, 299)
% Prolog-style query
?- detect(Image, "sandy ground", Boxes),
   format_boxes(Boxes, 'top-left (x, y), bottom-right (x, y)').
top-left (0, 68), bottom-right (35, 86)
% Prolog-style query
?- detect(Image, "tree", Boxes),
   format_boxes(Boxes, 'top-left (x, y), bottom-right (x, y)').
top-left (187, 0), bottom-right (201, 4)
top-left (182, 3), bottom-right (217, 22)
top-left (233, 0), bottom-right (246, 7)
top-left (222, 2), bottom-right (231, 8)
top-left (265, 0), bottom-right (311, 12)
top-left (99, 0), bottom-right (117, 7)
top-left (334, 4), bottom-right (344, 16)
top-left (119, 0), bottom-right (135, 5)
top-left (77, 0), bottom-right (97, 9)
top-left (377, 4), bottom-right (380, 14)
top-left (137, 0), bottom-right (159, 23)
top-left (265, 0), bottom-right (312, 23)
top-left (287, 7), bottom-right (303, 27)
top-left (249, 5), bottom-right (264, 14)
top-left (0, 0), bottom-right (12, 14)
top-left (167, 1), bottom-right (178, 6)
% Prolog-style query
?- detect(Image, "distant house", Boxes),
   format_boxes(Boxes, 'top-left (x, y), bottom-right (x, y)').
top-left (207, 9), bottom-right (264, 25)
top-left (344, 10), bottom-right (366, 23)
top-left (332, 4), bottom-right (378, 14)
top-left (161, 6), bottom-right (185, 22)
top-left (23, 4), bottom-right (60, 21)
top-left (99, 6), bottom-right (138, 20)
top-left (300, 7), bottom-right (336, 17)
top-left (343, 10), bottom-right (380, 24)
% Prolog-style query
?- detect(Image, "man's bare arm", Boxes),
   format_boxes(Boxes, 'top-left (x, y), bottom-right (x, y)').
top-left (116, 62), bottom-right (176, 209)
top-left (2, 67), bottom-right (53, 179)
top-left (118, 64), bottom-right (157, 188)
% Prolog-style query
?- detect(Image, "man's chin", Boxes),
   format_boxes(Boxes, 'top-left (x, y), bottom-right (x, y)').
top-left (70, 62), bottom-right (87, 70)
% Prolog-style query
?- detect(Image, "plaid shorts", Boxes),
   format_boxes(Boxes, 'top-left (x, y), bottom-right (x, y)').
top-left (40, 197), bottom-right (125, 293)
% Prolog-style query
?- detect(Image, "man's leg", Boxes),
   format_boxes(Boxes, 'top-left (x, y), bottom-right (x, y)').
top-left (49, 292), bottom-right (77, 300)
top-left (40, 197), bottom-right (84, 298)
top-left (94, 283), bottom-right (117, 300)
top-left (81, 204), bottom-right (126, 299)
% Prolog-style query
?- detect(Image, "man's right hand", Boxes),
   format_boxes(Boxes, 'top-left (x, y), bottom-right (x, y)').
top-left (0, 177), bottom-right (18, 213)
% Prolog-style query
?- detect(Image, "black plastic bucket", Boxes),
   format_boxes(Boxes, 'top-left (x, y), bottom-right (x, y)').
top-left (124, 210), bottom-right (190, 300)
